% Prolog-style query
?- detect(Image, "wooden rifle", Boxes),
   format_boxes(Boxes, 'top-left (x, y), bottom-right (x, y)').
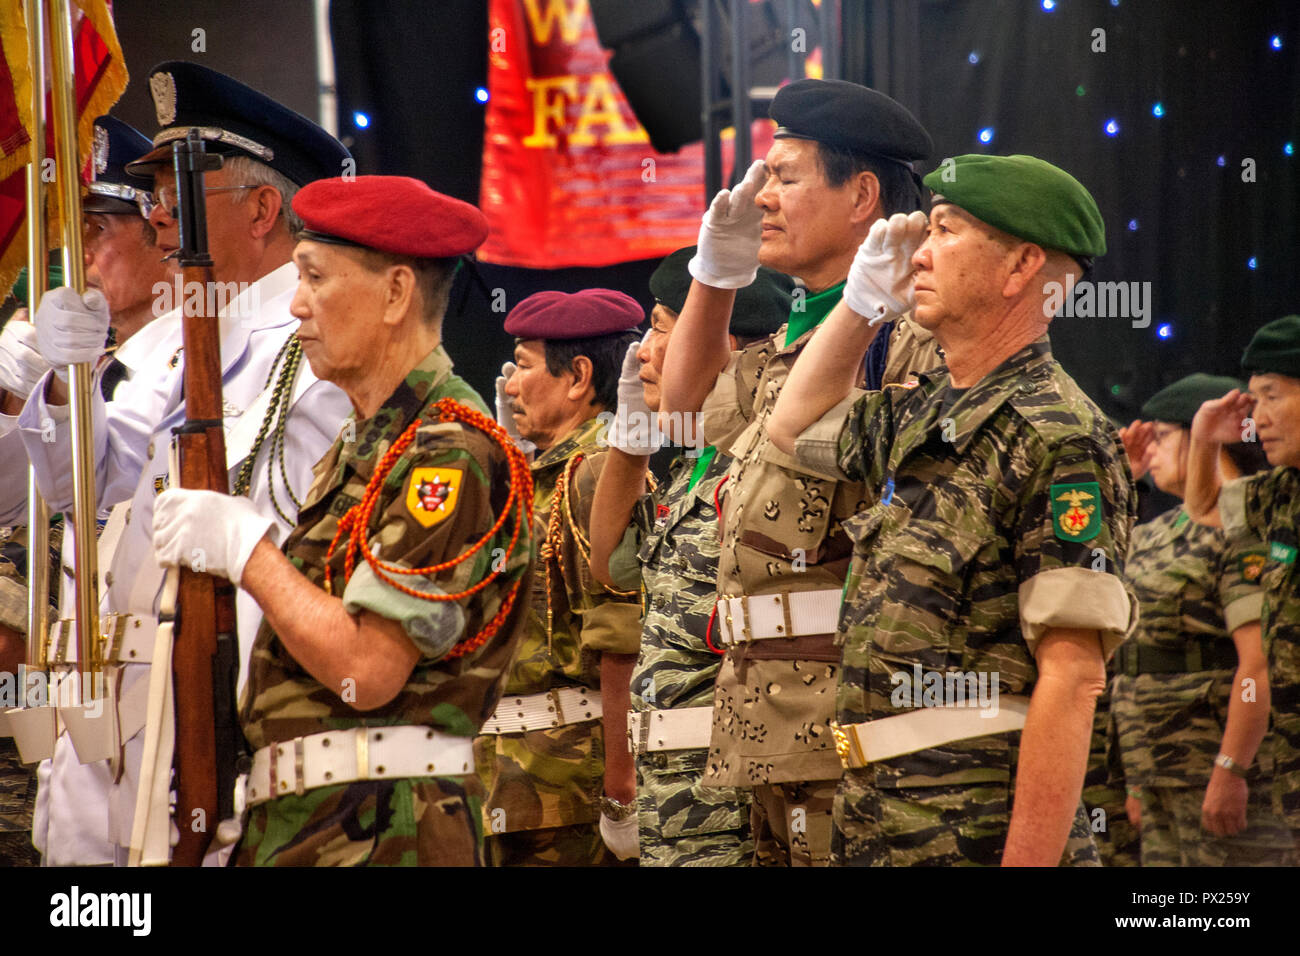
top-left (168, 130), bottom-right (244, 866)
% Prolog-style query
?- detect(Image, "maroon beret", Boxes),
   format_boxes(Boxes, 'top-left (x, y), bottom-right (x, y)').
top-left (292, 175), bottom-right (488, 258)
top-left (504, 289), bottom-right (644, 341)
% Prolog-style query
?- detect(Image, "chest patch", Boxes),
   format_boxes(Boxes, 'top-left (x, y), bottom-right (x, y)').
top-left (406, 466), bottom-right (462, 528)
top-left (1270, 541), bottom-right (1298, 566)
top-left (1050, 482), bottom-right (1101, 542)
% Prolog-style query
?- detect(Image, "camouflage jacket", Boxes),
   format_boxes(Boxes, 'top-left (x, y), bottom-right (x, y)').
top-left (474, 419), bottom-right (642, 832)
top-left (629, 450), bottom-right (731, 713)
top-left (1219, 466), bottom-right (1300, 818)
top-left (1111, 507), bottom-right (1265, 788)
top-left (240, 346), bottom-right (532, 753)
top-left (794, 337), bottom-right (1138, 789)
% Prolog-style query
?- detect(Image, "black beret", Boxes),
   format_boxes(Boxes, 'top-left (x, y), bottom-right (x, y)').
top-left (1141, 373), bottom-right (1245, 426)
top-left (126, 61), bottom-right (352, 186)
top-left (769, 79), bottom-right (932, 163)
top-left (84, 116), bottom-right (154, 215)
top-left (649, 246), bottom-right (793, 337)
top-left (1242, 314), bottom-right (1300, 380)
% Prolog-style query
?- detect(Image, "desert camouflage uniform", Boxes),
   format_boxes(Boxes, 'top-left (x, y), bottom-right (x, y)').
top-left (1082, 682), bottom-right (1140, 866)
top-left (793, 337), bottom-right (1137, 866)
top-left (699, 285), bottom-right (942, 867)
top-left (1111, 507), bottom-right (1293, 865)
top-left (237, 347), bottom-right (531, 866)
top-left (0, 524), bottom-right (61, 866)
top-left (619, 450), bottom-right (753, 866)
top-left (1219, 467), bottom-right (1300, 833)
top-left (474, 418), bottom-right (641, 866)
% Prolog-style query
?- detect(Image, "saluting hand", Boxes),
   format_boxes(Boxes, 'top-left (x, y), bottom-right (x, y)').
top-left (844, 211), bottom-right (929, 325)
top-left (1117, 419), bottom-right (1156, 480)
top-left (688, 159), bottom-right (766, 290)
top-left (1190, 389), bottom-right (1256, 446)
top-left (605, 336), bottom-right (662, 456)
top-left (494, 361), bottom-right (535, 455)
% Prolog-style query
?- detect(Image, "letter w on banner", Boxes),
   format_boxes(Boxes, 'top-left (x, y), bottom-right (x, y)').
top-left (0, 0), bottom-right (127, 295)
top-left (478, 0), bottom-right (775, 268)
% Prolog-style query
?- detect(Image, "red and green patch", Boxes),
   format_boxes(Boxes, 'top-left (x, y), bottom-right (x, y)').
top-left (1050, 482), bottom-right (1102, 542)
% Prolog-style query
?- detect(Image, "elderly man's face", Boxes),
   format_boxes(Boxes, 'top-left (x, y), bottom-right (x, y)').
top-left (909, 204), bottom-right (1010, 333)
top-left (1248, 373), bottom-right (1300, 468)
top-left (635, 305), bottom-right (677, 413)
top-left (753, 138), bottom-right (862, 281)
top-left (289, 239), bottom-right (391, 389)
top-left (83, 211), bottom-right (175, 334)
top-left (503, 339), bottom-right (584, 450)
top-left (147, 166), bottom-right (256, 284)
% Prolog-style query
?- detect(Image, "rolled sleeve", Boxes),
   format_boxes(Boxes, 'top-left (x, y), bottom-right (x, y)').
top-left (1019, 566), bottom-right (1136, 660)
top-left (1217, 476), bottom-right (1252, 542)
top-left (792, 394), bottom-right (858, 481)
top-left (341, 561), bottom-right (466, 659)
top-left (1223, 593), bottom-right (1264, 634)
top-left (579, 599), bottom-right (642, 655)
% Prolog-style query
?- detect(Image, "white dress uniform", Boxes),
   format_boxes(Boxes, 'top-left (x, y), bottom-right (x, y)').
top-left (15, 262), bottom-right (352, 864)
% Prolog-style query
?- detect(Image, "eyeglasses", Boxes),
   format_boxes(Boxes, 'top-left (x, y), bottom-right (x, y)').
top-left (152, 183), bottom-right (257, 218)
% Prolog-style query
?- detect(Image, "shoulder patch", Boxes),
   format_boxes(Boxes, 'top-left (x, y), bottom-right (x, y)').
top-left (406, 466), bottom-right (462, 528)
top-left (1270, 541), bottom-right (1298, 566)
top-left (1051, 481), bottom-right (1102, 542)
top-left (1240, 550), bottom-right (1267, 582)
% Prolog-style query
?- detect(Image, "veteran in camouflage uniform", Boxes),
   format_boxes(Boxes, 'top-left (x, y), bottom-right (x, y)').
top-left (1112, 374), bottom-right (1293, 866)
top-left (588, 249), bottom-right (792, 865)
top-left (154, 177), bottom-right (530, 866)
top-left (1187, 315), bottom-right (1300, 842)
top-left (770, 154), bottom-right (1139, 866)
top-left (660, 79), bottom-right (941, 867)
top-left (478, 290), bottom-right (642, 865)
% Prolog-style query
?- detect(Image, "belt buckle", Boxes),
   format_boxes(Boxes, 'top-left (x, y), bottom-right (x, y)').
top-left (740, 594), bottom-right (753, 642)
top-left (101, 613), bottom-right (123, 664)
top-left (548, 688), bottom-right (564, 727)
top-left (829, 721), bottom-right (865, 769)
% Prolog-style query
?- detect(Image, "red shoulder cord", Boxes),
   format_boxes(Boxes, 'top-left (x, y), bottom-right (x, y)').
top-left (323, 398), bottom-right (535, 660)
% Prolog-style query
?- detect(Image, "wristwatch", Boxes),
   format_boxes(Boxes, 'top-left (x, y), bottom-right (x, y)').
top-left (1214, 753), bottom-right (1250, 779)
top-left (598, 795), bottom-right (636, 821)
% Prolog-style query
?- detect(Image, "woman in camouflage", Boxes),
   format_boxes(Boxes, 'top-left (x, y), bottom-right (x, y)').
top-left (1112, 374), bottom-right (1295, 866)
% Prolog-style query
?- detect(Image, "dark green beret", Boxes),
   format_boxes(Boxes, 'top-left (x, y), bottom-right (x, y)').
top-left (1141, 373), bottom-right (1245, 425)
top-left (1242, 314), bottom-right (1300, 380)
top-left (650, 246), bottom-right (793, 338)
top-left (10, 263), bottom-right (64, 305)
top-left (770, 79), bottom-right (932, 163)
top-left (922, 154), bottom-right (1106, 259)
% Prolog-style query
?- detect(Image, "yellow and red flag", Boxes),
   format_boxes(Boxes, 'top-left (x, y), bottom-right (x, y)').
top-left (0, 0), bottom-right (127, 295)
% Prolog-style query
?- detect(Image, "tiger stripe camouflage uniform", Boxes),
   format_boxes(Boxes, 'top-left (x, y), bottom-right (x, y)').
top-left (701, 291), bottom-right (942, 867)
top-left (616, 449), bottom-right (753, 866)
top-left (793, 338), bottom-right (1137, 866)
top-left (1111, 507), bottom-right (1294, 865)
top-left (474, 418), bottom-right (641, 866)
top-left (1219, 468), bottom-right (1300, 836)
top-left (237, 346), bottom-right (531, 866)
top-left (1082, 682), bottom-right (1140, 866)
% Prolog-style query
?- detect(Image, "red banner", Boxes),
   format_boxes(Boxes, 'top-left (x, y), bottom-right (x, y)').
top-left (478, 0), bottom-right (772, 269)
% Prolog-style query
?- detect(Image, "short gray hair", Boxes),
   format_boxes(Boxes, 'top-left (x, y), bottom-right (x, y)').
top-left (223, 155), bottom-right (302, 234)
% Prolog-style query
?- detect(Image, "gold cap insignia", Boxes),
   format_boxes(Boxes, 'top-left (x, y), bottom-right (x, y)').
top-left (92, 124), bottom-right (109, 176)
top-left (150, 72), bottom-right (177, 127)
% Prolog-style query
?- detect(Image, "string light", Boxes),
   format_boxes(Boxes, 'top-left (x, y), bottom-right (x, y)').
top-left (1151, 102), bottom-right (1164, 117)
top-left (978, 127), bottom-right (995, 144)
top-left (1105, 119), bottom-right (1120, 136)
top-left (353, 111), bottom-right (370, 129)
top-left (475, 87), bottom-right (490, 103)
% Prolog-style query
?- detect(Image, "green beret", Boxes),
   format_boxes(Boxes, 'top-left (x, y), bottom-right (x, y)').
top-left (1242, 314), bottom-right (1300, 380)
top-left (650, 246), bottom-right (793, 338)
top-left (1141, 373), bottom-right (1245, 426)
top-left (10, 263), bottom-right (64, 306)
top-left (770, 79), bottom-right (932, 163)
top-left (922, 154), bottom-right (1106, 259)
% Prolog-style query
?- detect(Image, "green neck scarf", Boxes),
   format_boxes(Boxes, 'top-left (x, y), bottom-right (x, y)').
top-left (687, 445), bottom-right (719, 491)
top-left (784, 281), bottom-right (846, 346)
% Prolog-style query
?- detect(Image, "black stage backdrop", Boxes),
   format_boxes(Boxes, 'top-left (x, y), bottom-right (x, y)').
top-left (115, 0), bottom-right (1299, 413)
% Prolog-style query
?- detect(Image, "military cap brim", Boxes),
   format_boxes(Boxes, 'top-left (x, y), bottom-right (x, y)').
top-left (125, 61), bottom-right (351, 187)
top-left (84, 116), bottom-right (154, 215)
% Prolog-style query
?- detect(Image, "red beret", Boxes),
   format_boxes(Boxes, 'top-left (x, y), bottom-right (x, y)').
top-left (292, 175), bottom-right (488, 258)
top-left (505, 289), bottom-right (644, 340)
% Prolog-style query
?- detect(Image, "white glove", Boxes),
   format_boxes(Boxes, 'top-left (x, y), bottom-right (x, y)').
top-left (34, 286), bottom-right (111, 371)
top-left (494, 361), bottom-right (536, 455)
top-left (688, 159), bottom-right (767, 289)
top-left (152, 489), bottom-right (277, 586)
top-left (0, 316), bottom-right (52, 400)
top-left (599, 810), bottom-right (640, 861)
top-left (843, 211), bottom-right (930, 325)
top-left (605, 338), bottom-right (662, 455)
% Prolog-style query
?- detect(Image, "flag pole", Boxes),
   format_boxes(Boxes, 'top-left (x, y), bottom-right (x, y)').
top-left (43, 0), bottom-right (100, 688)
top-left (22, 0), bottom-right (50, 673)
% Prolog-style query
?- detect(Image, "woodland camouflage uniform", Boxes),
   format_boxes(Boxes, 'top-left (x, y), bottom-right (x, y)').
top-left (238, 347), bottom-right (531, 866)
top-left (474, 417), bottom-right (641, 866)
top-left (793, 338), bottom-right (1137, 866)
